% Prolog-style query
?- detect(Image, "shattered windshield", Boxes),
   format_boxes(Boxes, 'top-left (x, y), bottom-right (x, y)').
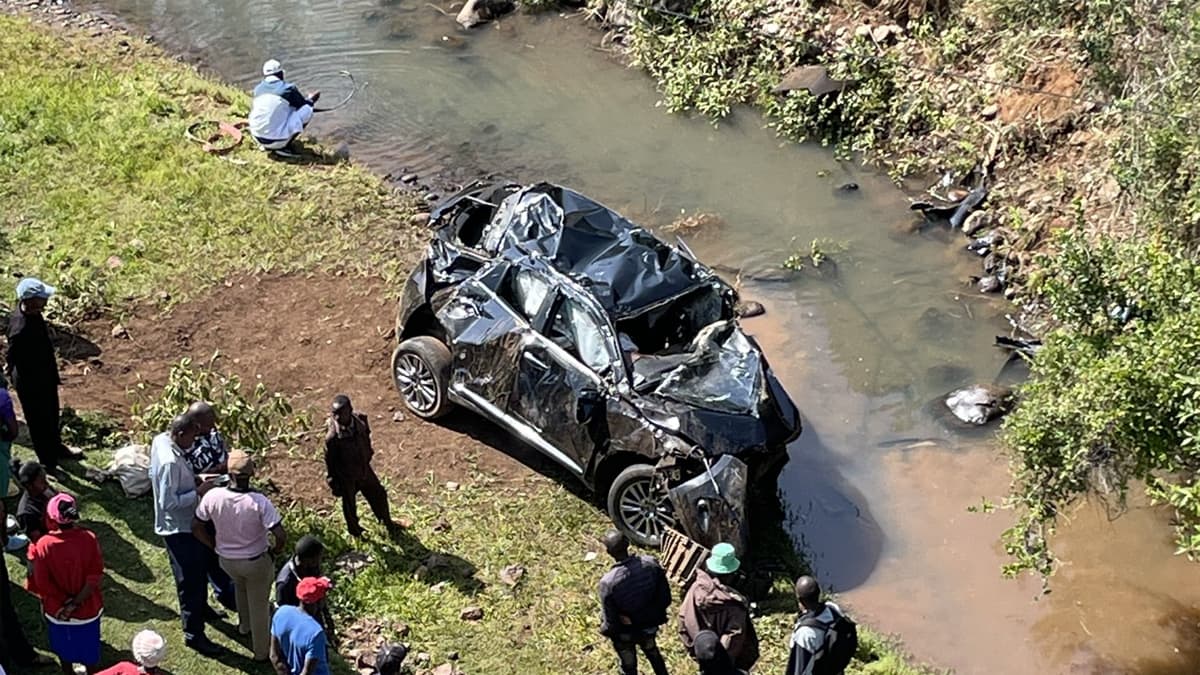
top-left (654, 321), bottom-right (763, 414)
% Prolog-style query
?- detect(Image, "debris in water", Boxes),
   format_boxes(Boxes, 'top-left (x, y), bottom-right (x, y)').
top-left (944, 384), bottom-right (1014, 425)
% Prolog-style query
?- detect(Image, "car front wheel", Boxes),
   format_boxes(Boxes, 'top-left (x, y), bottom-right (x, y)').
top-left (392, 336), bottom-right (453, 419)
top-left (607, 464), bottom-right (675, 548)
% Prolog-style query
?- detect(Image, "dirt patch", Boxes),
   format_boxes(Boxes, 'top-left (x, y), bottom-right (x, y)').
top-left (59, 273), bottom-right (562, 501)
top-left (999, 63), bottom-right (1079, 125)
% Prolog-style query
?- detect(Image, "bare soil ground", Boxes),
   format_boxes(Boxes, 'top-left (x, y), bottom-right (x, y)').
top-left (57, 273), bottom-right (563, 504)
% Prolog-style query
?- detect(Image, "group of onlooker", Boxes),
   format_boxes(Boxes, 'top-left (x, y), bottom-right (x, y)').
top-left (598, 530), bottom-right (858, 675)
top-left (1, 277), bottom-right (407, 673)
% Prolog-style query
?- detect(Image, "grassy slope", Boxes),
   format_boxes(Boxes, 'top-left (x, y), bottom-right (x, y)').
top-left (0, 14), bottom-right (424, 323)
top-left (0, 13), bottom-right (924, 675)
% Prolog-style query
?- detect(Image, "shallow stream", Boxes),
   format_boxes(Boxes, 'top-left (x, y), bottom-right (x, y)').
top-left (81, 1), bottom-right (1200, 671)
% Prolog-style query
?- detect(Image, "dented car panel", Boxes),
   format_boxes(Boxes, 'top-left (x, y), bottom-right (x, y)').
top-left (395, 180), bottom-right (803, 550)
top-left (667, 455), bottom-right (750, 550)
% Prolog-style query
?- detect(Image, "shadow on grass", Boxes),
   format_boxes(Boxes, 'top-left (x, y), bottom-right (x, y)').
top-left (87, 521), bottom-right (155, 584)
top-left (53, 465), bottom-right (163, 548)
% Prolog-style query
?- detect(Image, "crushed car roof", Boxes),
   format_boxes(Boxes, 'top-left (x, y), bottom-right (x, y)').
top-left (431, 182), bottom-right (722, 320)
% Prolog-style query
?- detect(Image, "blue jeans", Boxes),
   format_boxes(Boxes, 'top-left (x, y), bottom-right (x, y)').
top-left (164, 532), bottom-right (236, 642)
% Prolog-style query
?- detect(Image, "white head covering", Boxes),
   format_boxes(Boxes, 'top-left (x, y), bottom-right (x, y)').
top-left (132, 630), bottom-right (166, 667)
top-left (262, 59), bottom-right (283, 77)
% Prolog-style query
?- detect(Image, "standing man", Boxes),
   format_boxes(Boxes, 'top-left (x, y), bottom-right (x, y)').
top-left (597, 529), bottom-right (671, 675)
top-left (786, 576), bottom-right (857, 675)
top-left (275, 535), bottom-right (337, 643)
top-left (16, 460), bottom-right (57, 544)
top-left (0, 495), bottom-right (55, 671)
top-left (271, 576), bottom-right (334, 675)
top-left (184, 402), bottom-right (228, 476)
top-left (26, 494), bottom-right (105, 675)
top-left (679, 543), bottom-right (759, 672)
top-left (95, 630), bottom-right (168, 675)
top-left (194, 449), bottom-right (286, 662)
top-left (324, 395), bottom-right (399, 538)
top-left (249, 59), bottom-right (320, 152)
top-left (150, 415), bottom-right (236, 656)
top-left (5, 278), bottom-right (83, 472)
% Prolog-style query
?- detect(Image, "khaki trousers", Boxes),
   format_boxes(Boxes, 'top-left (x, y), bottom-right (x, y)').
top-left (219, 553), bottom-right (275, 660)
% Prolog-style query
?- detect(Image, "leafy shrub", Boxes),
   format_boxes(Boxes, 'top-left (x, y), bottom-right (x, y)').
top-left (1001, 231), bottom-right (1200, 575)
top-left (130, 352), bottom-right (312, 455)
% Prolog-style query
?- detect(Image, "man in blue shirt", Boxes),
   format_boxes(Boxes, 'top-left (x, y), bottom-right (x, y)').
top-left (272, 576), bottom-right (333, 675)
top-left (150, 415), bottom-right (236, 656)
top-left (249, 59), bottom-right (320, 151)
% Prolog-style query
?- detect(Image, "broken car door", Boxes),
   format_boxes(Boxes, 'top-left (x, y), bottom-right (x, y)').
top-left (507, 291), bottom-right (617, 477)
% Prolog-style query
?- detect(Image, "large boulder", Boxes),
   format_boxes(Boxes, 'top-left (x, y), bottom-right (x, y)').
top-left (456, 0), bottom-right (515, 28)
top-left (944, 383), bottom-right (1014, 425)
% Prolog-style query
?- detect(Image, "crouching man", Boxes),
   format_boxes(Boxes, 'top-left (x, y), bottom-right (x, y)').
top-left (249, 59), bottom-right (320, 151)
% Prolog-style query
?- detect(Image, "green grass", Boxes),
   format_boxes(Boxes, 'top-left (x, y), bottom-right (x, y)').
top-left (0, 15), bottom-right (423, 324)
top-left (0, 13), bottom-right (925, 675)
top-left (5, 435), bottom-right (925, 675)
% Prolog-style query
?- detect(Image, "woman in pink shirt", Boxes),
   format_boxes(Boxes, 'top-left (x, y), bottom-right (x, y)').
top-left (193, 450), bottom-right (286, 662)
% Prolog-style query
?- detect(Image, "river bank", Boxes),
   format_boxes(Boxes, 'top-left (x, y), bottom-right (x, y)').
top-left (603, 0), bottom-right (1200, 583)
top-left (0, 7), bottom-right (927, 674)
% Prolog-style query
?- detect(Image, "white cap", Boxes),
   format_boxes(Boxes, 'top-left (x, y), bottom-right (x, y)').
top-left (262, 59), bottom-right (283, 77)
top-left (131, 629), bottom-right (166, 667)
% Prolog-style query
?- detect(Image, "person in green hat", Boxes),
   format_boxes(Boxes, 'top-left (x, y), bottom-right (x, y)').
top-left (678, 542), bottom-right (759, 672)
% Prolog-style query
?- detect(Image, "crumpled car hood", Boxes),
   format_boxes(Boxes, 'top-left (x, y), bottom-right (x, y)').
top-left (640, 321), bottom-right (800, 456)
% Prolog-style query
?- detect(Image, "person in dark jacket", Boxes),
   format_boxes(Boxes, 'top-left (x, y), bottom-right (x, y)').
top-left (678, 543), bottom-right (759, 672)
top-left (5, 278), bottom-right (83, 472)
top-left (0, 496), bottom-right (56, 671)
top-left (275, 535), bottom-right (337, 645)
top-left (598, 529), bottom-right (671, 675)
top-left (323, 395), bottom-right (399, 538)
top-left (16, 460), bottom-right (57, 544)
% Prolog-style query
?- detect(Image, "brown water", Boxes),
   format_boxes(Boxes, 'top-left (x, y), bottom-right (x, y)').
top-left (79, 1), bottom-right (1200, 671)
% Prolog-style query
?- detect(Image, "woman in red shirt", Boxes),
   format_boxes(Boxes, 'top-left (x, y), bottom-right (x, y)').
top-left (27, 493), bottom-right (105, 674)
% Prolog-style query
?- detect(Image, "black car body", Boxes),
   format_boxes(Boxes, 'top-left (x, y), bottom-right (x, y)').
top-left (391, 181), bottom-right (802, 549)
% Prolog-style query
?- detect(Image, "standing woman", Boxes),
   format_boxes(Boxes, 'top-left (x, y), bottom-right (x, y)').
top-left (27, 493), bottom-right (105, 675)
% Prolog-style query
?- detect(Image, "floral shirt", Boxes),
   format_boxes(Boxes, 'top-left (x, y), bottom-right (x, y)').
top-left (185, 429), bottom-right (228, 474)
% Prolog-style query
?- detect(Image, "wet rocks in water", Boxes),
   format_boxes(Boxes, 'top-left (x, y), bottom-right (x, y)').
top-left (456, 0), bottom-right (515, 29)
top-left (973, 274), bottom-right (1002, 293)
top-left (961, 209), bottom-right (994, 236)
top-left (735, 300), bottom-right (766, 318)
top-left (944, 384), bottom-right (1014, 425)
top-left (967, 230), bottom-right (1004, 257)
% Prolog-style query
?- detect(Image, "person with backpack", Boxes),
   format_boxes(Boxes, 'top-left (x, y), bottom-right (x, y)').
top-left (786, 576), bottom-right (858, 675)
top-left (597, 529), bottom-right (672, 675)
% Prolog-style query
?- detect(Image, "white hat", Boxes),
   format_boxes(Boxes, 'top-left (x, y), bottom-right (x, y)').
top-left (131, 629), bottom-right (166, 667)
top-left (262, 59), bottom-right (283, 77)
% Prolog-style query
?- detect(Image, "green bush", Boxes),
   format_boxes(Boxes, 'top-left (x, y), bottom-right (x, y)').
top-left (130, 353), bottom-right (311, 454)
top-left (1001, 232), bottom-right (1200, 575)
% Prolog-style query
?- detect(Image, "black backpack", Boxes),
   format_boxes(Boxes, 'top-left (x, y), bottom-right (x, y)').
top-left (798, 605), bottom-right (858, 675)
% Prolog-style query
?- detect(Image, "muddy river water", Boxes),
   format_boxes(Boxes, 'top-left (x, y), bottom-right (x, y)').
top-left (81, 1), bottom-right (1200, 671)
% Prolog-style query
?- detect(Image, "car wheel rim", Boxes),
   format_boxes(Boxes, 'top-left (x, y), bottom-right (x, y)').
top-left (617, 477), bottom-right (675, 543)
top-left (395, 353), bottom-right (439, 414)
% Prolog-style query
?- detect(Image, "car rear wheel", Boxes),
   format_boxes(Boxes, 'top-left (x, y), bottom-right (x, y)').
top-left (392, 336), bottom-right (453, 419)
top-left (607, 464), bottom-right (675, 548)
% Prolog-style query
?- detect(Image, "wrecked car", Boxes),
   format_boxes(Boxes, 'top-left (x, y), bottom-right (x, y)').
top-left (390, 181), bottom-right (802, 550)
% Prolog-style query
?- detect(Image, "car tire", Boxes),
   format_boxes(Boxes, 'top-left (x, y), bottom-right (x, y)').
top-left (607, 464), bottom-right (675, 548)
top-left (392, 336), bottom-right (453, 419)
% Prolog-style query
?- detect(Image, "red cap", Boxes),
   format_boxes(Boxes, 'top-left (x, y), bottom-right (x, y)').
top-left (296, 576), bottom-right (332, 604)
